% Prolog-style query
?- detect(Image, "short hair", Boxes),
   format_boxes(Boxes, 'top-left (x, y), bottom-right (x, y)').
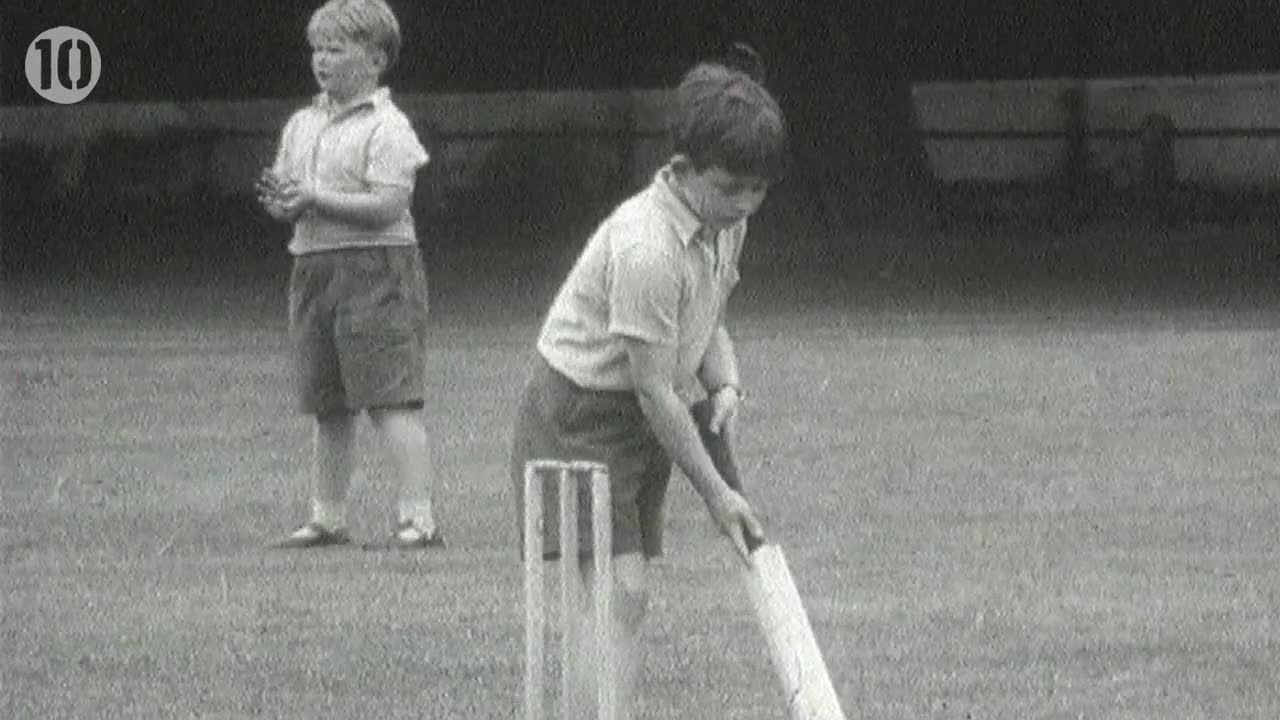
top-left (670, 52), bottom-right (789, 181)
top-left (307, 0), bottom-right (403, 70)
top-left (724, 41), bottom-right (767, 85)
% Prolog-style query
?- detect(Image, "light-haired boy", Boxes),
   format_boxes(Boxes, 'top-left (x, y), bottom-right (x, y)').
top-left (258, 0), bottom-right (442, 550)
top-left (509, 48), bottom-right (788, 719)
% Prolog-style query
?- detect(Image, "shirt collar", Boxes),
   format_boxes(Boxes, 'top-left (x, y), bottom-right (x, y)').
top-left (651, 164), bottom-right (708, 247)
top-left (313, 87), bottom-right (390, 119)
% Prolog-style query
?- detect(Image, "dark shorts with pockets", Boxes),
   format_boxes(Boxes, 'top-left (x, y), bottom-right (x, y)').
top-left (510, 357), bottom-right (672, 560)
top-left (289, 246), bottom-right (429, 416)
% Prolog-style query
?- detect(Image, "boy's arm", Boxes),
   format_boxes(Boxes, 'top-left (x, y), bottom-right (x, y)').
top-left (258, 171), bottom-right (302, 223)
top-left (696, 324), bottom-right (745, 438)
top-left (700, 226), bottom-right (746, 396)
top-left (277, 116), bottom-right (427, 228)
top-left (278, 183), bottom-right (412, 229)
top-left (693, 323), bottom-right (746, 497)
top-left (626, 336), bottom-right (762, 561)
top-left (698, 324), bottom-right (741, 395)
top-left (259, 115), bottom-right (302, 223)
top-left (262, 201), bottom-right (297, 223)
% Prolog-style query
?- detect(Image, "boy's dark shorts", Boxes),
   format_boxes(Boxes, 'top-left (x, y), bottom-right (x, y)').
top-left (289, 246), bottom-right (429, 416)
top-left (510, 358), bottom-right (672, 560)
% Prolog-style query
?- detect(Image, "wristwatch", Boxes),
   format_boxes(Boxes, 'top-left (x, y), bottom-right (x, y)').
top-left (713, 383), bottom-right (744, 401)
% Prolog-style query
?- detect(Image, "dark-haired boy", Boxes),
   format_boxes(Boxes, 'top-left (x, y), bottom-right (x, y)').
top-left (509, 51), bottom-right (789, 719)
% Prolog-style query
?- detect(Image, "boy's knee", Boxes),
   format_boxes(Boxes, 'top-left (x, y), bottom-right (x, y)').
top-left (610, 554), bottom-right (649, 628)
top-left (614, 582), bottom-right (648, 629)
top-left (314, 412), bottom-right (357, 440)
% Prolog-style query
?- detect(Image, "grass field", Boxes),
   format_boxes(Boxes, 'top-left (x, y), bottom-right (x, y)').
top-left (4, 221), bottom-right (1280, 719)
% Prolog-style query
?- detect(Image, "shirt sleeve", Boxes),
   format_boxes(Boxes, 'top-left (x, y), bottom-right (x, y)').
top-left (271, 112), bottom-right (302, 179)
top-left (726, 221), bottom-right (746, 293)
top-left (727, 220), bottom-right (747, 269)
top-left (365, 116), bottom-right (429, 188)
top-left (607, 225), bottom-right (682, 346)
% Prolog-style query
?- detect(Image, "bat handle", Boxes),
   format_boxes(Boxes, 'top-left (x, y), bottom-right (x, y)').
top-left (693, 400), bottom-right (767, 555)
top-left (744, 527), bottom-right (765, 554)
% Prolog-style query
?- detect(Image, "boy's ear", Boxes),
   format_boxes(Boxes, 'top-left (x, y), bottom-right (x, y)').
top-left (669, 154), bottom-right (696, 176)
top-left (725, 41), bottom-right (766, 84)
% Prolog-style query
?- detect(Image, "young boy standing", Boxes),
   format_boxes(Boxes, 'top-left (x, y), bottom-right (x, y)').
top-left (258, 0), bottom-right (442, 550)
top-left (510, 51), bottom-right (788, 719)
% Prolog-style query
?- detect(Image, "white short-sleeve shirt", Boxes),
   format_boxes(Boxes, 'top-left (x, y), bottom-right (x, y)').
top-left (272, 88), bottom-right (429, 255)
top-left (537, 166), bottom-right (745, 402)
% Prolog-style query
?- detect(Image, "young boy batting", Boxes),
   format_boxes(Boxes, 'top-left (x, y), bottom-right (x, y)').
top-left (257, 0), bottom-right (443, 550)
top-left (510, 46), bottom-right (789, 719)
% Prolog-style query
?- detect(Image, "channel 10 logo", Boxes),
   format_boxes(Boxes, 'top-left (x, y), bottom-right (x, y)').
top-left (25, 27), bottom-right (102, 104)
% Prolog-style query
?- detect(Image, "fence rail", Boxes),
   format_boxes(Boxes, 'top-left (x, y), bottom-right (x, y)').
top-left (0, 90), bottom-right (678, 204)
top-left (912, 72), bottom-right (1280, 188)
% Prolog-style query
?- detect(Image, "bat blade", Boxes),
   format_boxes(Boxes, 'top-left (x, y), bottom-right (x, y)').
top-left (742, 544), bottom-right (847, 720)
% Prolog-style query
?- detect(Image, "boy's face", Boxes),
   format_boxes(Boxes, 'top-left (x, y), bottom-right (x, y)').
top-left (674, 162), bottom-right (771, 229)
top-left (309, 32), bottom-right (383, 102)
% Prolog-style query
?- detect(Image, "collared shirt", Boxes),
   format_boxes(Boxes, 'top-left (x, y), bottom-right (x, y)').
top-left (538, 165), bottom-right (745, 402)
top-left (272, 87), bottom-right (429, 255)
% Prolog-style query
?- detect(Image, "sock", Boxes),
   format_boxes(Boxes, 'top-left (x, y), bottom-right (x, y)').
top-left (311, 498), bottom-right (347, 531)
top-left (398, 499), bottom-right (436, 534)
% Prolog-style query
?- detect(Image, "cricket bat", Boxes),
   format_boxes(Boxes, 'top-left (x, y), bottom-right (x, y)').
top-left (741, 543), bottom-right (848, 720)
top-left (692, 401), bottom-right (848, 720)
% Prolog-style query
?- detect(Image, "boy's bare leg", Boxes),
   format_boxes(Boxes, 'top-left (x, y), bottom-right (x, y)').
top-left (367, 405), bottom-right (438, 539)
top-left (566, 552), bottom-right (646, 720)
top-left (312, 412), bottom-right (357, 528)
